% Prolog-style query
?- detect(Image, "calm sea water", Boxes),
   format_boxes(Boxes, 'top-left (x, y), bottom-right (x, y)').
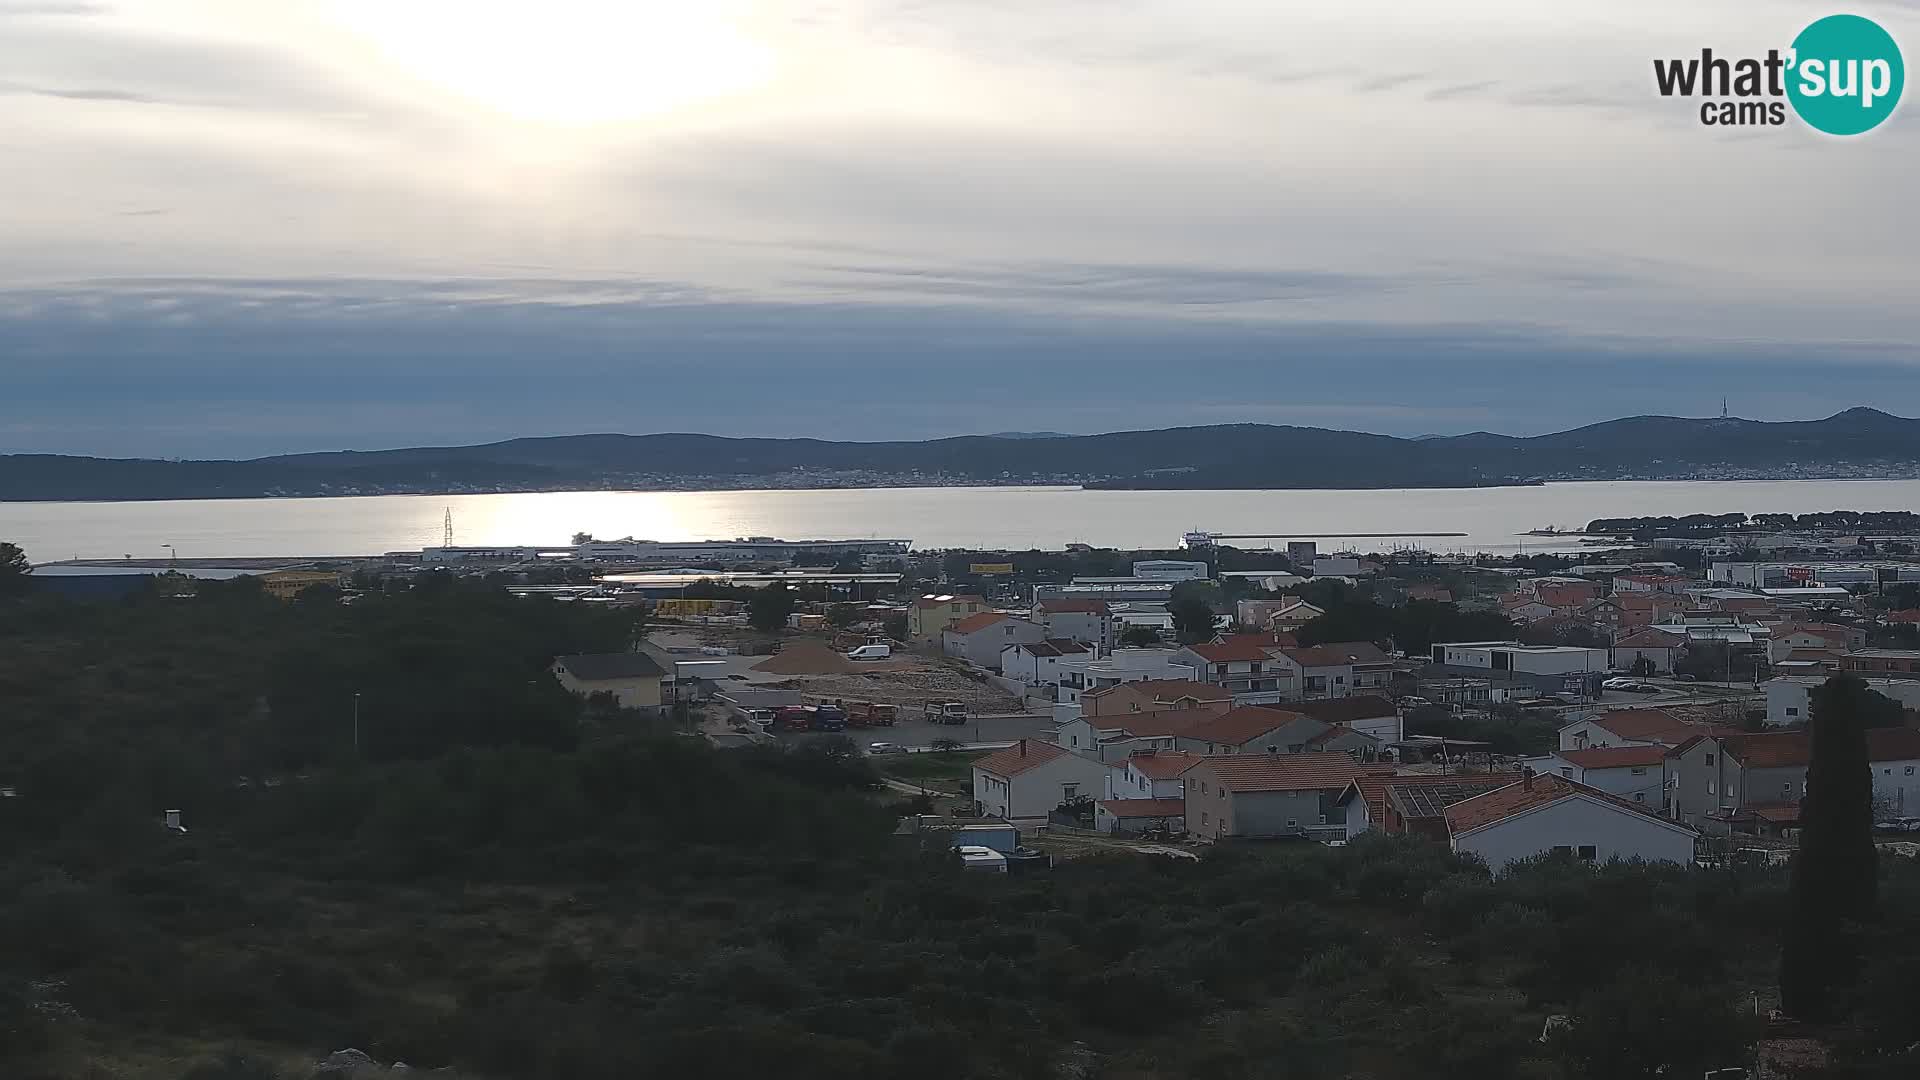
top-left (6, 479), bottom-right (1920, 562)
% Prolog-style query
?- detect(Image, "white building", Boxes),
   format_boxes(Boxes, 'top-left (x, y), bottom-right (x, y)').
top-left (1311, 556), bottom-right (1364, 577)
top-left (1131, 559), bottom-right (1210, 582)
top-left (971, 740), bottom-right (1115, 822)
top-left (1052, 648), bottom-right (1199, 702)
top-left (1443, 774), bottom-right (1698, 874)
top-left (1000, 639), bottom-right (1092, 687)
top-left (942, 612), bottom-right (1045, 671)
top-left (1763, 675), bottom-right (1920, 727)
top-left (1432, 641), bottom-right (1609, 676)
top-left (1521, 745), bottom-right (1669, 808)
top-left (1034, 599), bottom-right (1115, 652)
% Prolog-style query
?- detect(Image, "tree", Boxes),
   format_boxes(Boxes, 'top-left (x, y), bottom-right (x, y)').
top-left (825, 604), bottom-right (860, 628)
top-left (1169, 580), bottom-right (1219, 644)
top-left (0, 541), bottom-right (28, 597)
top-left (749, 584), bottom-right (796, 633)
top-left (1119, 624), bottom-right (1162, 648)
top-left (1628, 655), bottom-right (1656, 677)
top-left (1781, 674), bottom-right (1880, 1021)
top-left (882, 613), bottom-right (908, 642)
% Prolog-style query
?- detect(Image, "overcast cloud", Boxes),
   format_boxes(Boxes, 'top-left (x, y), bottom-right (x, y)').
top-left (1, 0), bottom-right (1916, 456)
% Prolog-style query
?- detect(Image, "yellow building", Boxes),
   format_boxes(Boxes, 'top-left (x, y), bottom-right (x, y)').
top-left (906, 593), bottom-right (988, 645)
top-left (259, 570), bottom-right (342, 601)
top-left (551, 652), bottom-right (668, 712)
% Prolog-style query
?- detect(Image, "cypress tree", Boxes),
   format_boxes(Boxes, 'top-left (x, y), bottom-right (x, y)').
top-left (1779, 674), bottom-right (1878, 1020)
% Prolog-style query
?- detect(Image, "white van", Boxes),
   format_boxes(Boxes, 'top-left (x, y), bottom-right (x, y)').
top-left (846, 643), bottom-right (892, 660)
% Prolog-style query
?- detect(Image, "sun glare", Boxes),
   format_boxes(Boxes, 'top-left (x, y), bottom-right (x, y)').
top-left (333, 0), bottom-right (775, 125)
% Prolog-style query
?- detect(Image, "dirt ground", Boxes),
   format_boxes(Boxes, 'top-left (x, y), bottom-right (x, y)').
top-left (759, 663), bottom-right (1024, 714)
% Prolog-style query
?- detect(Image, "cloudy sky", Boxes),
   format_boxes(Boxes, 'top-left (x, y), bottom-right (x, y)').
top-left (2, 0), bottom-right (1917, 457)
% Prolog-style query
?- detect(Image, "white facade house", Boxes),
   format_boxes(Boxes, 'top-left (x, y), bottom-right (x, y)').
top-left (943, 613), bottom-right (1046, 671)
top-left (1052, 648), bottom-right (1198, 702)
top-left (1131, 560), bottom-right (1210, 582)
top-left (1035, 600), bottom-right (1116, 652)
top-left (1105, 750), bottom-right (1199, 801)
top-left (1444, 774), bottom-right (1699, 874)
top-left (1522, 745), bottom-right (1669, 808)
top-left (971, 740), bottom-right (1115, 822)
top-left (1432, 641), bottom-right (1609, 675)
top-left (1764, 675), bottom-right (1920, 728)
top-left (999, 639), bottom-right (1090, 687)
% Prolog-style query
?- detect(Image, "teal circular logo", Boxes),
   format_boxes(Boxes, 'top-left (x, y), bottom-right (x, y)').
top-left (1787, 14), bottom-right (1904, 135)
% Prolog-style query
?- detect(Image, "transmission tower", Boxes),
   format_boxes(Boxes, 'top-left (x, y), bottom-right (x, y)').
top-left (443, 508), bottom-right (454, 548)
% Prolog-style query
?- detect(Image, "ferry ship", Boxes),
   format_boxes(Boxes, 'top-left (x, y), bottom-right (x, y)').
top-left (422, 536), bottom-right (912, 564)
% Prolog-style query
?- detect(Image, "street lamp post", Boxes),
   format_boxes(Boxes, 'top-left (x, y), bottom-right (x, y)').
top-left (352, 691), bottom-right (361, 758)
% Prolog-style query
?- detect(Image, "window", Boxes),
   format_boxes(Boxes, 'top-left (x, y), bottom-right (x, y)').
top-left (1285, 819), bottom-right (1298, 828)
top-left (1705, 753), bottom-right (1715, 765)
top-left (1707, 780), bottom-right (1716, 795)
top-left (1786, 707), bottom-right (1799, 716)
top-left (1907, 766), bottom-right (1915, 776)
top-left (1635, 792), bottom-right (1646, 803)
top-left (1317, 814), bottom-right (1328, 825)
top-left (1062, 784), bottom-right (1078, 800)
top-left (1577, 845), bottom-right (1598, 862)
top-left (1783, 782), bottom-right (1792, 794)
top-left (1559, 767), bottom-right (1573, 778)
top-left (1201, 811), bottom-right (1209, 825)
top-left (1552, 845), bottom-right (1572, 855)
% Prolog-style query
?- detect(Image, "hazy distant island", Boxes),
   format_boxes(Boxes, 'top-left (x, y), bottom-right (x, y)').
top-left (5, 408), bottom-right (1920, 502)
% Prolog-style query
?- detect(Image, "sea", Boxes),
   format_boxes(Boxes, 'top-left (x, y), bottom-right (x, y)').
top-left (7, 479), bottom-right (1920, 564)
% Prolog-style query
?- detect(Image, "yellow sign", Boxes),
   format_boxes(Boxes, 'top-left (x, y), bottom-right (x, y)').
top-left (969, 563), bottom-right (1015, 575)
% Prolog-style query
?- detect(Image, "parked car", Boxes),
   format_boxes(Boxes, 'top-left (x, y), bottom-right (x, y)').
top-left (847, 643), bottom-right (892, 660)
top-left (867, 741), bottom-right (907, 755)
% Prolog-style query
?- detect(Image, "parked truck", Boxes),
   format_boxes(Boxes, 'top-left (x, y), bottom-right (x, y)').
top-left (927, 701), bottom-right (969, 725)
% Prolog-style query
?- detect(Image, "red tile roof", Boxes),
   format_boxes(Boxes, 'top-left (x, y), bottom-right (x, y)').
top-left (1286, 695), bottom-right (1397, 724)
top-left (1556, 745), bottom-right (1670, 769)
top-left (1745, 802), bottom-right (1802, 824)
top-left (1039, 599), bottom-right (1110, 614)
top-left (973, 739), bottom-right (1074, 778)
top-left (1279, 642), bottom-right (1392, 668)
top-left (1098, 797), bottom-right (1187, 818)
top-left (1339, 773), bottom-right (1509, 827)
top-left (1888, 609), bottom-right (1920, 624)
top-left (1184, 752), bottom-right (1382, 793)
top-left (1443, 773), bottom-right (1687, 837)
top-left (1614, 629), bottom-right (1683, 649)
top-left (1124, 679), bottom-right (1232, 701)
top-left (1126, 750), bottom-right (1201, 779)
top-left (1187, 635), bottom-right (1280, 663)
top-left (1017, 639), bottom-right (1089, 658)
top-left (946, 611), bottom-right (1008, 635)
top-left (1091, 707), bottom-right (1221, 738)
top-left (1728, 727), bottom-right (1920, 767)
top-left (1182, 706), bottom-right (1311, 747)
top-left (1587, 708), bottom-right (1694, 743)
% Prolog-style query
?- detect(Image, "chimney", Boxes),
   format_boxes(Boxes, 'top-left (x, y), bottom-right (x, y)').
top-left (1522, 768), bottom-right (1534, 791)
top-left (1019, 741), bottom-right (1027, 758)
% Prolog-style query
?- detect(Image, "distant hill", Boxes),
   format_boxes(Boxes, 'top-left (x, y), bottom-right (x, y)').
top-left (5, 409), bottom-right (1920, 501)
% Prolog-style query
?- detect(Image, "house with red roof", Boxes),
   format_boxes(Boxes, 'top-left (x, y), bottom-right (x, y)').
top-left (1108, 749), bottom-right (1202, 801)
top-left (1612, 628), bottom-right (1686, 674)
top-left (1765, 622), bottom-right (1866, 664)
top-left (1270, 642), bottom-right (1394, 699)
top-left (1556, 708), bottom-right (1737, 752)
top-left (1181, 753), bottom-right (1385, 841)
top-left (999, 638), bottom-right (1090, 686)
top-left (1081, 679), bottom-right (1232, 718)
top-left (907, 593), bottom-right (988, 644)
top-left (971, 739), bottom-right (1114, 822)
top-left (942, 611), bottom-right (1044, 671)
top-left (1171, 636), bottom-right (1295, 699)
top-left (1290, 695), bottom-right (1404, 744)
top-left (1055, 706), bottom-right (1222, 762)
top-left (1334, 773), bottom-right (1513, 840)
top-left (1665, 726), bottom-right (1920, 833)
top-left (1524, 744), bottom-right (1669, 807)
top-left (1443, 772), bottom-right (1698, 873)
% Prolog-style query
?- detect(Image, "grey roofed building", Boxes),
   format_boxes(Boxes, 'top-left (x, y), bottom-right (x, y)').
top-left (552, 652), bottom-right (667, 680)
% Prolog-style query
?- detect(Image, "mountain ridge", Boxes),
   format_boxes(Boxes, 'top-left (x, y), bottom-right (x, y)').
top-left (4, 409), bottom-right (1918, 502)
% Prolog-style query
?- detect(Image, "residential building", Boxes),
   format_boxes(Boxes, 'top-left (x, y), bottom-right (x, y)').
top-left (1267, 600), bottom-right (1327, 634)
top-left (1530, 578), bottom-right (1600, 609)
top-left (1500, 597), bottom-right (1562, 624)
top-left (1131, 559), bottom-right (1210, 582)
top-left (1763, 674), bottom-right (1920, 727)
top-left (1290, 695), bottom-right (1404, 744)
top-left (1055, 649), bottom-right (1199, 701)
top-left (1182, 753), bottom-right (1379, 841)
top-left (259, 569), bottom-right (342, 600)
top-left (1270, 642), bottom-right (1394, 700)
top-left (1336, 774), bottom-right (1512, 840)
top-left (1524, 745), bottom-right (1669, 807)
top-left (943, 612), bottom-right (1045, 670)
top-left (1432, 641), bottom-right (1609, 676)
top-left (1107, 749), bottom-right (1201, 801)
top-left (1444, 773), bottom-right (1699, 874)
top-left (1000, 638), bottom-right (1090, 687)
top-left (907, 593), bottom-right (988, 645)
top-left (1312, 556), bottom-right (1364, 577)
top-left (1404, 584), bottom-right (1455, 604)
top-left (1173, 707), bottom-right (1332, 757)
top-left (971, 739), bottom-right (1114, 822)
top-left (1612, 628), bottom-right (1685, 674)
top-left (1557, 708), bottom-right (1732, 752)
top-left (1173, 636), bottom-right (1294, 698)
top-left (1055, 707), bottom-right (1223, 762)
top-left (1081, 679), bottom-right (1230, 717)
top-left (1236, 598), bottom-right (1298, 632)
top-left (1665, 727), bottom-right (1920, 832)
top-left (1035, 599), bottom-right (1115, 652)
top-left (1842, 649), bottom-right (1920, 680)
top-left (550, 652), bottom-right (667, 711)
top-left (1095, 798), bottom-right (1187, 835)
top-left (1613, 573), bottom-right (1695, 595)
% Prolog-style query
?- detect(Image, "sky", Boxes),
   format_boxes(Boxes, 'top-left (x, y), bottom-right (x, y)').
top-left (2, 0), bottom-right (1918, 457)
